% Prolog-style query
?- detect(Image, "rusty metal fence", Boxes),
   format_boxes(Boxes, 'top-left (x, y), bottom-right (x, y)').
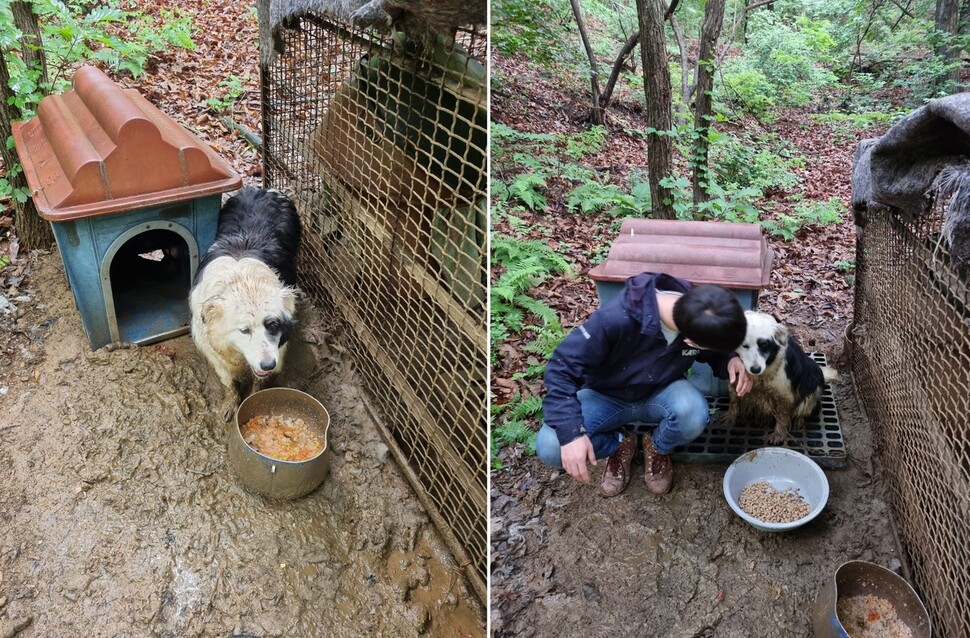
top-left (851, 202), bottom-right (970, 637)
top-left (259, 16), bottom-right (488, 601)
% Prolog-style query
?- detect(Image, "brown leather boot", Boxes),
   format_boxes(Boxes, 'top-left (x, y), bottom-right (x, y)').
top-left (643, 436), bottom-right (673, 495)
top-left (601, 432), bottom-right (638, 497)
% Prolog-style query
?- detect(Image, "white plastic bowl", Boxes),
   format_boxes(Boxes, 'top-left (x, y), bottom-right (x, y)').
top-left (723, 447), bottom-right (830, 532)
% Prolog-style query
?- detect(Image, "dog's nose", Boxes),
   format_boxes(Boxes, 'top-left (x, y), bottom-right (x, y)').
top-left (260, 359), bottom-right (277, 372)
top-left (749, 365), bottom-right (762, 375)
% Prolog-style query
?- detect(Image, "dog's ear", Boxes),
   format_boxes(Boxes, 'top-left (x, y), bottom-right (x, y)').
top-left (280, 287), bottom-right (298, 314)
top-left (201, 297), bottom-right (223, 325)
top-left (773, 321), bottom-right (789, 346)
top-left (278, 314), bottom-right (296, 347)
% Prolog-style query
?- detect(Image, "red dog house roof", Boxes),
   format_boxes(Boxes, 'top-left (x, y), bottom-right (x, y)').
top-left (589, 218), bottom-right (774, 290)
top-left (12, 65), bottom-right (241, 221)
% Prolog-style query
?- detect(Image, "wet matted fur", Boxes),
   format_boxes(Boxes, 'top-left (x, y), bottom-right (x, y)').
top-left (190, 187), bottom-right (302, 419)
top-left (717, 311), bottom-right (838, 444)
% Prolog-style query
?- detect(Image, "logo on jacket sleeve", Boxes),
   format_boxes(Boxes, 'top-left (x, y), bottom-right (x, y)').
top-left (681, 347), bottom-right (700, 357)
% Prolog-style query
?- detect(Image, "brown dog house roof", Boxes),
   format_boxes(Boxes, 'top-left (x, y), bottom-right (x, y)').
top-left (12, 65), bottom-right (241, 222)
top-left (588, 218), bottom-right (774, 290)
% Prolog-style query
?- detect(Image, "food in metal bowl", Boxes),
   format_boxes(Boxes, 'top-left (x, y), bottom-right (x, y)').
top-left (836, 593), bottom-right (914, 638)
top-left (241, 414), bottom-right (324, 462)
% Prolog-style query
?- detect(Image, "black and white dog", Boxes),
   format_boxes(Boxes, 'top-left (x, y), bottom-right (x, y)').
top-left (189, 187), bottom-right (302, 419)
top-left (718, 311), bottom-right (838, 444)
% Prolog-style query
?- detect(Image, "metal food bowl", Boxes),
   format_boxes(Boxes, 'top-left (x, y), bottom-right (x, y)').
top-left (722, 447), bottom-right (829, 532)
top-left (229, 388), bottom-right (331, 500)
top-left (812, 560), bottom-right (931, 638)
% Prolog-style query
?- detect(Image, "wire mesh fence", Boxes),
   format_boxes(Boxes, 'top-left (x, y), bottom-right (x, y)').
top-left (852, 201), bottom-right (970, 637)
top-left (260, 16), bottom-right (487, 602)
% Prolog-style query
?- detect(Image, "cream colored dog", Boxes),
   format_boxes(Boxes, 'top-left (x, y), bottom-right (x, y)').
top-left (189, 187), bottom-right (301, 420)
top-left (190, 257), bottom-right (297, 419)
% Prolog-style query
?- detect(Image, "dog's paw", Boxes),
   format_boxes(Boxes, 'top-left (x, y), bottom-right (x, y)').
top-left (221, 399), bottom-right (239, 423)
top-left (764, 430), bottom-right (788, 445)
top-left (351, 1), bottom-right (394, 28)
top-left (713, 413), bottom-right (734, 429)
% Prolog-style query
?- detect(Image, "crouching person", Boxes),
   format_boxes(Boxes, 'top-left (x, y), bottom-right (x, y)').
top-left (537, 272), bottom-right (752, 497)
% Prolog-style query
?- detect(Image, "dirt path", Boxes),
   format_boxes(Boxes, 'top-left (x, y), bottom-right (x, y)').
top-left (0, 250), bottom-right (484, 636)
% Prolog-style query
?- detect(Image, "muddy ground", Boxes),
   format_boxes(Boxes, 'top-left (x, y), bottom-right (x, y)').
top-left (490, 318), bottom-right (904, 637)
top-left (0, 249), bottom-right (485, 637)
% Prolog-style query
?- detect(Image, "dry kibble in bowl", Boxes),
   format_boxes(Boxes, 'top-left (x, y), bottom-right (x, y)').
top-left (738, 480), bottom-right (811, 523)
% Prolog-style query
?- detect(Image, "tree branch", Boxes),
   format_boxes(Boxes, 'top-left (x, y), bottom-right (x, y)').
top-left (600, 30), bottom-right (640, 111)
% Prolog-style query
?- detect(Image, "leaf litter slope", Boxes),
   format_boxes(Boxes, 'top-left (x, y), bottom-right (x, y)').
top-left (0, 1), bottom-right (484, 635)
top-left (490, 43), bottom-right (903, 638)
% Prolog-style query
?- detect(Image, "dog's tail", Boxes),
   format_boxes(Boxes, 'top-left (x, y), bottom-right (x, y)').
top-left (822, 366), bottom-right (839, 383)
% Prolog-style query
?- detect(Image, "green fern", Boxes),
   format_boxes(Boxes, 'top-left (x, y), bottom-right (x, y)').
top-left (507, 173), bottom-right (548, 211)
top-left (490, 232), bottom-right (571, 383)
top-left (490, 417), bottom-right (538, 470)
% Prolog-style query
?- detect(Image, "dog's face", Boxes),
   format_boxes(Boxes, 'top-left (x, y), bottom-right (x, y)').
top-left (735, 311), bottom-right (788, 377)
top-left (199, 260), bottom-right (298, 379)
top-left (221, 308), bottom-right (296, 378)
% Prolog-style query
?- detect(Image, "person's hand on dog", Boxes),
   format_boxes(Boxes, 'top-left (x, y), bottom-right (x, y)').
top-left (728, 356), bottom-right (752, 396)
top-left (561, 435), bottom-right (596, 483)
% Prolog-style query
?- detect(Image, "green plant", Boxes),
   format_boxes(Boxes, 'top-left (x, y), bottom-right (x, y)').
top-left (720, 67), bottom-right (776, 116)
top-left (206, 74), bottom-right (248, 114)
top-left (762, 197), bottom-right (844, 240)
top-left (489, 233), bottom-right (571, 467)
top-left (0, 1), bottom-right (196, 118)
top-left (719, 12), bottom-right (837, 114)
top-left (709, 133), bottom-right (803, 195)
top-left (833, 258), bottom-right (856, 272)
top-left (563, 125), bottom-right (607, 159)
top-left (811, 110), bottom-right (898, 144)
top-left (658, 175), bottom-right (762, 223)
top-left (0, 163), bottom-right (29, 206)
top-left (491, 0), bottom-right (577, 68)
top-left (491, 413), bottom-right (538, 470)
top-left (521, 321), bottom-right (566, 361)
top-left (490, 233), bottom-right (571, 366)
top-left (566, 179), bottom-right (651, 216)
top-left (507, 173), bottom-right (548, 211)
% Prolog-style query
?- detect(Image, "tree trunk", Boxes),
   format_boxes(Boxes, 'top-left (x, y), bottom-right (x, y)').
top-left (569, 0), bottom-right (604, 125)
top-left (0, 22), bottom-right (54, 249)
top-left (935, 0), bottom-right (962, 89)
top-left (636, 0), bottom-right (675, 219)
top-left (12, 1), bottom-right (49, 90)
top-left (692, 0), bottom-right (726, 207)
top-left (671, 16), bottom-right (690, 126)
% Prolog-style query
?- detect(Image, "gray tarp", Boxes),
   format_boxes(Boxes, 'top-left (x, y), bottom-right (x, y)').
top-left (256, 0), bottom-right (486, 65)
top-left (852, 92), bottom-right (970, 272)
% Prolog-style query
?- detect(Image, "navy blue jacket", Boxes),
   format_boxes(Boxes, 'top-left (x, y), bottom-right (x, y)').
top-left (542, 272), bottom-right (735, 446)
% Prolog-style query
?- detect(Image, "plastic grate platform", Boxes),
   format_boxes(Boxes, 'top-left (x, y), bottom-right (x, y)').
top-left (630, 353), bottom-right (847, 469)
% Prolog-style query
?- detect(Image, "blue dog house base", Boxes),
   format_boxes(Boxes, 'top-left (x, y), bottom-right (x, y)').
top-left (50, 198), bottom-right (224, 348)
top-left (12, 65), bottom-right (241, 350)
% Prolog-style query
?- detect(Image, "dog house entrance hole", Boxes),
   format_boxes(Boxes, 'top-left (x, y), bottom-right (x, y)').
top-left (103, 221), bottom-right (199, 344)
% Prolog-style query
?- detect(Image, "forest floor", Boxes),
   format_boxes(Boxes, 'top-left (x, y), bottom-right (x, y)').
top-left (0, 1), bottom-right (485, 636)
top-left (488, 39), bottom-right (914, 638)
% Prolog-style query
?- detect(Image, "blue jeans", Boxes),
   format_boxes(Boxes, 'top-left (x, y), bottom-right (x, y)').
top-left (536, 379), bottom-right (710, 468)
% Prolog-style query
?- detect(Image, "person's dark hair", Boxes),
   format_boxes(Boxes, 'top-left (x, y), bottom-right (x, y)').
top-left (672, 284), bottom-right (746, 353)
